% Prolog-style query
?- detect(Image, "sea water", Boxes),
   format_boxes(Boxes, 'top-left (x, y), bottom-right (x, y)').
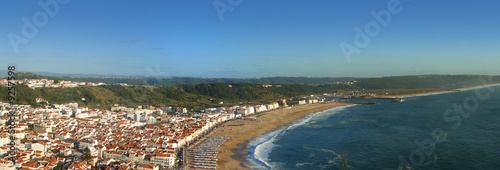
top-left (250, 85), bottom-right (500, 169)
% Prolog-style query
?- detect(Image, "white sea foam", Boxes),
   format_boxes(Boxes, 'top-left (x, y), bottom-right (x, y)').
top-left (248, 128), bottom-right (284, 169)
top-left (249, 105), bottom-right (356, 169)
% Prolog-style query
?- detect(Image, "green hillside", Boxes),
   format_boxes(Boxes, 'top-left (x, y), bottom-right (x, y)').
top-left (2, 73), bottom-right (500, 110)
top-left (355, 75), bottom-right (500, 89)
top-left (40, 76), bottom-right (356, 86)
top-left (0, 83), bottom-right (334, 109)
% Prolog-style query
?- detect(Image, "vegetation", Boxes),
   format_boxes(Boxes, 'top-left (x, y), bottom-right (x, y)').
top-left (53, 164), bottom-right (63, 170)
top-left (0, 85), bottom-right (39, 106)
top-left (0, 83), bottom-right (335, 109)
top-left (83, 147), bottom-right (92, 165)
top-left (1, 73), bottom-right (499, 109)
top-left (12, 72), bottom-right (51, 79)
top-left (12, 74), bottom-right (357, 86)
top-left (56, 153), bottom-right (64, 158)
top-left (355, 75), bottom-right (500, 89)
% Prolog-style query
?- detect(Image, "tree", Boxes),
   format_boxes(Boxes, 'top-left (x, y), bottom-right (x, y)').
top-left (56, 153), bottom-right (64, 158)
top-left (83, 147), bottom-right (92, 165)
top-left (53, 164), bottom-right (63, 170)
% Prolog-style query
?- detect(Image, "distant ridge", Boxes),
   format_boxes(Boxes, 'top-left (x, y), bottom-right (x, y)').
top-left (0, 71), bottom-right (358, 86)
top-left (58, 76), bottom-right (358, 86)
top-left (355, 75), bottom-right (500, 89)
top-left (0, 71), bottom-right (55, 80)
top-left (32, 71), bottom-right (142, 78)
top-left (2, 72), bottom-right (500, 109)
top-left (2, 71), bottom-right (500, 87)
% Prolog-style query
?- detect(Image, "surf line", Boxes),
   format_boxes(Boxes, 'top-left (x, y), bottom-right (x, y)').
top-left (249, 105), bottom-right (355, 169)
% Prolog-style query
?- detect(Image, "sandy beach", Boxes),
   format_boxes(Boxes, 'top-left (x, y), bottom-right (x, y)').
top-left (381, 83), bottom-right (500, 98)
top-left (186, 102), bottom-right (353, 170)
top-left (185, 83), bottom-right (500, 169)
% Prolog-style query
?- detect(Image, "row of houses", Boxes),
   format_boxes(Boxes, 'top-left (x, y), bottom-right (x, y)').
top-left (0, 99), bottom-right (271, 169)
top-left (0, 95), bottom-right (319, 169)
top-left (0, 78), bottom-right (106, 89)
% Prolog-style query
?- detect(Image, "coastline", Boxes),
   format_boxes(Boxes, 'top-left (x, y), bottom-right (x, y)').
top-left (380, 83), bottom-right (500, 98)
top-left (186, 83), bottom-right (500, 169)
top-left (193, 102), bottom-right (353, 170)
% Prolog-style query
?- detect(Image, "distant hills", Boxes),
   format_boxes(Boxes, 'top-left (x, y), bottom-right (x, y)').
top-left (355, 75), bottom-right (500, 89)
top-left (1, 72), bottom-right (500, 110)
top-left (1, 71), bottom-right (358, 86)
top-left (2, 71), bottom-right (499, 88)
top-left (0, 83), bottom-right (343, 110)
top-left (60, 76), bottom-right (358, 86)
top-left (5, 71), bottom-right (499, 88)
top-left (0, 70), bottom-right (142, 78)
top-left (6, 72), bottom-right (55, 80)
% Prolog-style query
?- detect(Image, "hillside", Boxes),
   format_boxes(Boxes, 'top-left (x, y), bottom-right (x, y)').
top-left (2, 73), bottom-right (500, 110)
top-left (0, 83), bottom-right (336, 110)
top-left (1, 72), bottom-right (63, 82)
top-left (1, 72), bottom-right (358, 86)
top-left (8, 72), bottom-right (52, 79)
top-left (355, 75), bottom-right (500, 89)
top-left (57, 76), bottom-right (357, 86)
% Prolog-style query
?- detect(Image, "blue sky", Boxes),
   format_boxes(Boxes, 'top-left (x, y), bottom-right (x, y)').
top-left (1, 0), bottom-right (499, 78)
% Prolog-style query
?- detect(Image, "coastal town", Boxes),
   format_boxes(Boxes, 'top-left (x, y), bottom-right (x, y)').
top-left (2, 77), bottom-right (485, 169)
top-left (0, 84), bottom-right (331, 170)
top-left (0, 78), bottom-right (111, 89)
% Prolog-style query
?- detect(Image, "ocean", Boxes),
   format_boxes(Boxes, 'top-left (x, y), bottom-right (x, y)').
top-left (249, 85), bottom-right (500, 169)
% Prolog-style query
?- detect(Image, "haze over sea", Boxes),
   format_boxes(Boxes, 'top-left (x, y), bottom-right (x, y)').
top-left (250, 85), bottom-right (500, 169)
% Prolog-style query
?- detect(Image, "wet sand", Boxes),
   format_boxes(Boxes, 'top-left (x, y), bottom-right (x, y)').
top-left (187, 102), bottom-right (353, 170)
top-left (186, 83), bottom-right (500, 169)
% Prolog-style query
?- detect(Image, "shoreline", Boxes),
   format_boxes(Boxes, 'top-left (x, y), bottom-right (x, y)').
top-left (246, 104), bottom-right (356, 169)
top-left (187, 83), bottom-right (500, 169)
top-left (192, 102), bottom-right (353, 170)
top-left (380, 83), bottom-right (500, 98)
